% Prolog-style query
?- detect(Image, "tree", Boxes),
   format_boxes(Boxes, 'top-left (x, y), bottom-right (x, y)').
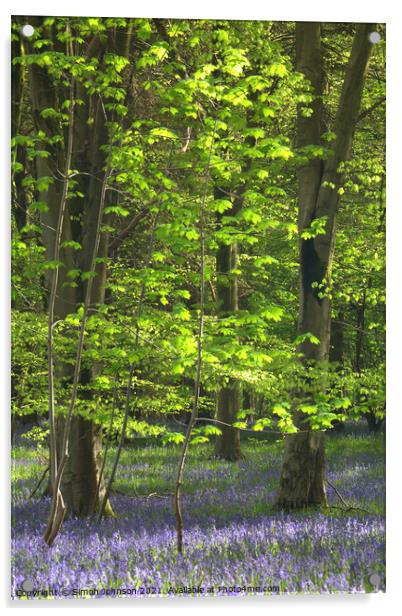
top-left (213, 186), bottom-right (245, 460)
top-left (277, 23), bottom-right (376, 509)
top-left (14, 16), bottom-right (134, 522)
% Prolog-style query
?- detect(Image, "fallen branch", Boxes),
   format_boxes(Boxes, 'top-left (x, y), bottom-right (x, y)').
top-left (325, 479), bottom-right (371, 514)
top-left (326, 505), bottom-right (372, 515)
top-left (326, 478), bottom-right (349, 508)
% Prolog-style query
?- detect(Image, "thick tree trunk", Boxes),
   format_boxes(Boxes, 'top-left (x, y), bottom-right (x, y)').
top-left (56, 416), bottom-right (113, 516)
top-left (214, 187), bottom-right (244, 460)
top-left (278, 422), bottom-right (326, 508)
top-left (215, 382), bottom-right (244, 461)
top-left (11, 35), bottom-right (29, 233)
top-left (277, 23), bottom-right (327, 509)
top-left (277, 23), bottom-right (374, 509)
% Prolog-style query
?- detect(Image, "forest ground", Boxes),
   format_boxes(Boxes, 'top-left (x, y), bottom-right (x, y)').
top-left (11, 427), bottom-right (385, 597)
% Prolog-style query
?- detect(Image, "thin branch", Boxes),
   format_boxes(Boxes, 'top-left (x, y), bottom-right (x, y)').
top-left (356, 96), bottom-right (385, 124)
top-left (174, 416), bottom-right (322, 436)
top-left (29, 465), bottom-right (49, 499)
top-left (97, 213), bottom-right (160, 522)
top-left (108, 209), bottom-right (148, 251)
top-left (44, 162), bottom-right (111, 546)
top-left (97, 364), bottom-right (135, 522)
top-left (92, 373), bottom-right (120, 514)
top-left (325, 479), bottom-right (371, 514)
top-left (174, 119), bottom-right (217, 554)
top-left (325, 478), bottom-right (348, 508)
top-left (45, 71), bottom-right (75, 539)
top-left (97, 144), bottom-right (177, 521)
top-left (208, 280), bottom-right (217, 303)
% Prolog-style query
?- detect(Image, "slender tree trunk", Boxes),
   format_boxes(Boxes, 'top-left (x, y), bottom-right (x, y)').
top-left (277, 22), bottom-right (374, 509)
top-left (329, 316), bottom-right (345, 432)
top-left (214, 187), bottom-right (244, 460)
top-left (11, 35), bottom-right (29, 233)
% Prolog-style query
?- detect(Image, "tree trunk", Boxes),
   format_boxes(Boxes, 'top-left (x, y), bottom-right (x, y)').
top-left (365, 411), bottom-right (384, 433)
top-left (215, 382), bottom-right (244, 461)
top-left (214, 187), bottom-right (244, 460)
top-left (55, 416), bottom-right (113, 516)
top-left (19, 17), bottom-right (135, 517)
top-left (329, 316), bottom-right (345, 432)
top-left (278, 423), bottom-right (326, 508)
top-left (277, 22), bottom-right (374, 509)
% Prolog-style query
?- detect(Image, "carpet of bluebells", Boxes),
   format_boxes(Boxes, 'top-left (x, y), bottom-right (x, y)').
top-left (11, 428), bottom-right (385, 598)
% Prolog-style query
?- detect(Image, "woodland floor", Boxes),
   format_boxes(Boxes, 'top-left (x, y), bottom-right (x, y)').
top-left (11, 429), bottom-right (385, 598)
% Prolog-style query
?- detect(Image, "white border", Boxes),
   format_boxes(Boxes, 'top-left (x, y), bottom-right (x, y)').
top-left (2, 1), bottom-right (401, 613)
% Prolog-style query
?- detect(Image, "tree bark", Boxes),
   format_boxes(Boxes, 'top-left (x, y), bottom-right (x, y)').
top-left (55, 416), bottom-right (112, 516)
top-left (19, 17), bottom-right (133, 517)
top-left (214, 187), bottom-right (244, 460)
top-left (329, 315), bottom-right (345, 432)
top-left (277, 22), bottom-right (374, 509)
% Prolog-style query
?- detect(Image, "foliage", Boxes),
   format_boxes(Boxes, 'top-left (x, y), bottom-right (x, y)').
top-left (11, 18), bottom-right (385, 445)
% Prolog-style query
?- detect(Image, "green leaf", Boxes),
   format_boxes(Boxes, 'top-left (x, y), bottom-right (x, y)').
top-left (61, 240), bottom-right (82, 250)
top-left (104, 205), bottom-right (130, 217)
top-left (268, 63), bottom-right (288, 77)
top-left (149, 127), bottom-right (178, 140)
top-left (190, 436), bottom-right (209, 445)
top-left (294, 333), bottom-right (320, 346)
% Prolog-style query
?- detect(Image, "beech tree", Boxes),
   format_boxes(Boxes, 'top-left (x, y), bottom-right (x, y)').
top-left (13, 17), bottom-right (135, 527)
top-left (277, 22), bottom-right (377, 508)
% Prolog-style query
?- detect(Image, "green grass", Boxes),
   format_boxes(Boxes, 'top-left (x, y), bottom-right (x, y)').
top-left (12, 431), bottom-right (385, 518)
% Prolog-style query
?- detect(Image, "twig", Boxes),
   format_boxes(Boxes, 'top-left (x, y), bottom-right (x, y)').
top-left (146, 492), bottom-right (172, 500)
top-left (326, 505), bottom-right (372, 514)
top-left (325, 478), bottom-right (348, 508)
top-left (325, 479), bottom-right (371, 514)
top-left (97, 143), bottom-right (177, 521)
top-left (173, 415), bottom-right (320, 435)
top-left (97, 212), bottom-right (160, 523)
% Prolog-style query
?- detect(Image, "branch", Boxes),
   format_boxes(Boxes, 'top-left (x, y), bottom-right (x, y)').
top-left (93, 373), bottom-right (120, 514)
top-left (356, 96), bottom-right (385, 124)
top-left (44, 65), bottom-right (75, 543)
top-left (108, 209), bottom-right (148, 251)
top-left (325, 479), bottom-right (371, 514)
top-left (98, 212), bottom-right (160, 522)
top-left (29, 465), bottom-right (49, 499)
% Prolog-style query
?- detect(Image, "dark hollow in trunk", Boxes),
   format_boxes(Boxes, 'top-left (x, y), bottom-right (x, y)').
top-left (329, 317), bottom-right (345, 432)
top-left (365, 411), bottom-right (384, 434)
top-left (277, 22), bottom-right (374, 509)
